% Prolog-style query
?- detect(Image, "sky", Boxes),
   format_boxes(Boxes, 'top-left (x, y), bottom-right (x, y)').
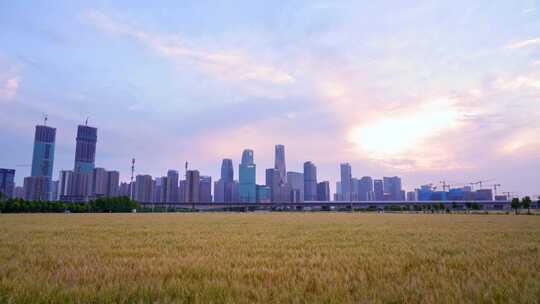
top-left (1, 1), bottom-right (539, 196)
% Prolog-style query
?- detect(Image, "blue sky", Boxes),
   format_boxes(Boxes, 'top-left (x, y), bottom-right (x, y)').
top-left (1, 1), bottom-right (539, 195)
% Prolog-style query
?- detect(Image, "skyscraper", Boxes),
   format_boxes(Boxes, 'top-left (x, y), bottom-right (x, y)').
top-left (266, 168), bottom-right (289, 202)
top-left (340, 163), bottom-right (352, 201)
top-left (91, 167), bottom-right (108, 197)
top-left (383, 176), bottom-right (402, 201)
top-left (359, 176), bottom-right (374, 201)
top-left (287, 171), bottom-right (304, 202)
top-left (135, 175), bottom-right (154, 202)
top-left (23, 176), bottom-right (50, 201)
top-left (317, 181), bottom-right (330, 201)
top-left (106, 171), bottom-right (120, 197)
top-left (221, 159), bottom-right (233, 183)
top-left (239, 149), bottom-right (256, 203)
top-left (74, 124), bottom-right (97, 173)
top-left (166, 170), bottom-right (179, 202)
top-left (216, 159), bottom-right (235, 203)
top-left (374, 179), bottom-right (384, 201)
top-left (0, 168), bottom-right (15, 199)
top-left (185, 170), bottom-right (200, 203)
top-left (31, 125), bottom-right (56, 178)
top-left (199, 175), bottom-right (212, 203)
top-left (303, 161), bottom-right (317, 201)
top-left (274, 145), bottom-right (287, 184)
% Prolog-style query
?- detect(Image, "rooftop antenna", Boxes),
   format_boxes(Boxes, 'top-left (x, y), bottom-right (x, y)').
top-left (85, 117), bottom-right (89, 126)
top-left (43, 113), bottom-right (48, 126)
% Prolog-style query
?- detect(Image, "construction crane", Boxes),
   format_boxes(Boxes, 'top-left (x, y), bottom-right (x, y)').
top-left (491, 184), bottom-right (501, 196)
top-left (440, 180), bottom-right (450, 191)
top-left (502, 191), bottom-right (517, 200)
top-left (470, 179), bottom-right (495, 190)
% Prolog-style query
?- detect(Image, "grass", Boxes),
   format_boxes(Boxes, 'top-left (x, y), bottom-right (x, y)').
top-left (0, 213), bottom-right (539, 303)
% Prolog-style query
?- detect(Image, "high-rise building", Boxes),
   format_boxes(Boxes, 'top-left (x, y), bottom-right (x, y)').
top-left (50, 180), bottom-right (59, 201)
top-left (340, 163), bottom-right (352, 201)
top-left (406, 191), bottom-right (417, 201)
top-left (31, 125), bottom-right (56, 178)
top-left (74, 125), bottom-right (97, 173)
top-left (59, 170), bottom-right (73, 199)
top-left (303, 161), bottom-right (317, 201)
top-left (221, 159), bottom-right (233, 183)
top-left (14, 186), bottom-right (24, 199)
top-left (213, 179), bottom-right (224, 203)
top-left (106, 171), bottom-right (120, 197)
top-left (185, 170), bottom-right (200, 203)
top-left (287, 171), bottom-right (304, 202)
top-left (383, 176), bottom-right (402, 201)
top-left (23, 176), bottom-right (50, 201)
top-left (266, 168), bottom-right (290, 202)
top-left (0, 168), bottom-right (15, 199)
top-left (335, 181), bottom-right (342, 201)
top-left (239, 149), bottom-right (256, 203)
top-left (274, 145), bottom-right (287, 184)
top-left (317, 181), bottom-right (330, 201)
top-left (119, 182), bottom-right (130, 197)
top-left (155, 177), bottom-right (166, 202)
top-left (135, 175), bottom-right (154, 202)
top-left (358, 176), bottom-right (373, 201)
top-left (215, 159), bottom-right (235, 203)
top-left (91, 167), bottom-right (108, 197)
top-left (351, 177), bottom-right (359, 201)
top-left (374, 179), bottom-right (384, 201)
top-left (166, 170), bottom-right (179, 202)
top-left (199, 175), bottom-right (212, 203)
top-left (256, 185), bottom-right (271, 203)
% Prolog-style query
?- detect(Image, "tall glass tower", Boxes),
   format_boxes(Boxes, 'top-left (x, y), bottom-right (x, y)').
top-left (274, 145), bottom-right (286, 184)
top-left (239, 149), bottom-right (256, 203)
top-left (74, 125), bottom-right (97, 173)
top-left (31, 125), bottom-right (56, 178)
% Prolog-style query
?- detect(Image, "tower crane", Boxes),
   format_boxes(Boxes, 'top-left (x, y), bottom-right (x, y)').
top-left (491, 184), bottom-right (501, 196)
top-left (470, 179), bottom-right (495, 190)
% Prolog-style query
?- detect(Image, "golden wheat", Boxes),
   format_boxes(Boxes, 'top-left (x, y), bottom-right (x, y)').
top-left (0, 213), bottom-right (538, 303)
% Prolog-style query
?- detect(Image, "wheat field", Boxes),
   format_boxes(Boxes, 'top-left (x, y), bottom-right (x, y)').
top-left (0, 213), bottom-right (538, 303)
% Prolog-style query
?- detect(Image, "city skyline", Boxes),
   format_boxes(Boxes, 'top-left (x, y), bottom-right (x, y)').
top-left (1, 1), bottom-right (539, 196)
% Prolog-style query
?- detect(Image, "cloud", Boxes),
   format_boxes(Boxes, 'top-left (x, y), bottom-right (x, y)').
top-left (83, 10), bottom-right (294, 86)
top-left (495, 75), bottom-right (540, 90)
top-left (506, 38), bottom-right (540, 49)
top-left (0, 75), bottom-right (19, 101)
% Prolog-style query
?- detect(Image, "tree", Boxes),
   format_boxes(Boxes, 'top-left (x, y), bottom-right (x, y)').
top-left (511, 198), bottom-right (521, 215)
top-left (522, 196), bottom-right (532, 215)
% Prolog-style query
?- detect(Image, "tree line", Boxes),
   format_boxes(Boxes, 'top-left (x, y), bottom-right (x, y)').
top-left (0, 195), bottom-right (139, 213)
top-left (511, 196), bottom-right (538, 215)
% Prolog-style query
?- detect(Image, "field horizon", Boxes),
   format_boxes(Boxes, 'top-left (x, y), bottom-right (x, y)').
top-left (0, 213), bottom-right (539, 303)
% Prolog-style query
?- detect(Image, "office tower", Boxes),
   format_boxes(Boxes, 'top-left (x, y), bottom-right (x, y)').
top-left (383, 176), bottom-right (402, 201)
top-left (359, 176), bottom-right (373, 201)
top-left (166, 170), bottom-right (179, 202)
top-left (135, 175), bottom-right (154, 202)
top-left (31, 125), bottom-right (56, 178)
top-left (221, 159), bottom-right (234, 183)
top-left (274, 145), bottom-right (287, 184)
top-left (50, 180), bottom-right (59, 201)
top-left (23, 176), bottom-right (50, 201)
top-left (340, 163), bottom-right (352, 201)
top-left (185, 170), bottom-right (200, 203)
top-left (287, 171), bottom-right (304, 202)
top-left (406, 191), bottom-right (417, 201)
top-left (374, 179), bottom-right (384, 201)
top-left (232, 181), bottom-right (240, 202)
top-left (179, 180), bottom-right (186, 202)
top-left (266, 168), bottom-right (290, 203)
top-left (91, 167), bottom-right (108, 197)
top-left (199, 176), bottom-right (212, 203)
top-left (74, 124), bottom-right (97, 173)
top-left (0, 168), bottom-right (15, 199)
top-left (155, 177), bottom-right (166, 202)
top-left (216, 159), bottom-right (234, 203)
top-left (351, 177), bottom-right (359, 201)
top-left (239, 149), bottom-right (256, 203)
top-left (335, 181), bottom-right (342, 201)
top-left (106, 171), bottom-right (120, 197)
top-left (256, 185), bottom-right (271, 203)
top-left (214, 180), bottom-right (224, 202)
top-left (59, 170), bottom-right (73, 199)
top-left (303, 161), bottom-right (317, 201)
top-left (317, 181), bottom-right (330, 201)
